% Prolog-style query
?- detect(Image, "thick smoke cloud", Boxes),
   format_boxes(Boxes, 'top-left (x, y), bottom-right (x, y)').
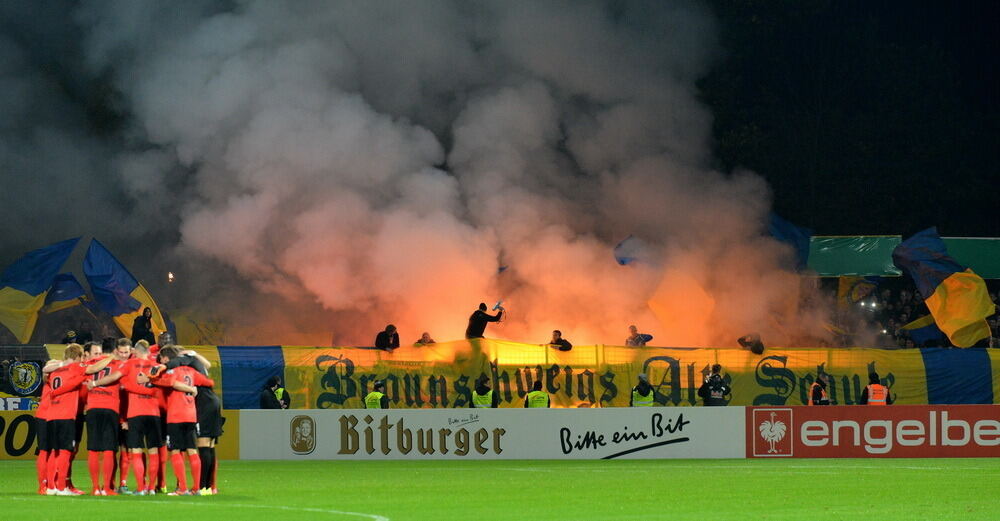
top-left (0, 0), bottom-right (840, 346)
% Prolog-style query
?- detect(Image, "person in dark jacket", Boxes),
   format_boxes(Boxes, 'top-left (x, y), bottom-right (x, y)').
top-left (697, 364), bottom-right (731, 406)
top-left (374, 325), bottom-right (400, 351)
top-left (131, 307), bottom-right (156, 345)
top-left (469, 375), bottom-right (500, 408)
top-left (630, 373), bottom-right (654, 406)
top-left (465, 303), bottom-right (503, 339)
top-left (548, 330), bottom-right (572, 351)
top-left (260, 375), bottom-right (290, 409)
top-left (809, 373), bottom-right (831, 405)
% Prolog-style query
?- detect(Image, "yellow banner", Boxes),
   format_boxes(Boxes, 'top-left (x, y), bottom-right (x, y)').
top-left (280, 340), bottom-right (931, 409)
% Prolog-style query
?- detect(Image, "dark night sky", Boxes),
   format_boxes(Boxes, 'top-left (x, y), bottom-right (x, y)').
top-left (700, 0), bottom-right (999, 237)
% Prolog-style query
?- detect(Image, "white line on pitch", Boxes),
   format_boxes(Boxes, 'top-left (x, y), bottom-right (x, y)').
top-left (8, 496), bottom-right (389, 521)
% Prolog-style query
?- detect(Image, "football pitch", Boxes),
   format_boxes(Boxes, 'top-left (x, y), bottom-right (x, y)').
top-left (3, 458), bottom-right (998, 520)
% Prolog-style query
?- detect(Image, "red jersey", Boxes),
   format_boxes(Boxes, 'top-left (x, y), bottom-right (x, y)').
top-left (46, 363), bottom-right (88, 420)
top-left (86, 357), bottom-right (125, 413)
top-left (120, 357), bottom-right (162, 418)
top-left (36, 379), bottom-right (52, 420)
top-left (157, 366), bottom-right (214, 424)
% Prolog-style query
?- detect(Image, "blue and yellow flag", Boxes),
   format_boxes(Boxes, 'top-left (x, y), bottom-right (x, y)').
top-left (83, 239), bottom-right (167, 339)
top-left (836, 275), bottom-right (878, 310)
top-left (0, 238), bottom-right (80, 343)
top-left (900, 314), bottom-right (946, 346)
top-left (892, 227), bottom-right (995, 347)
top-left (41, 273), bottom-right (90, 314)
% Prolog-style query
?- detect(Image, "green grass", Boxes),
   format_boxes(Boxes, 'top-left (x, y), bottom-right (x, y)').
top-left (3, 458), bottom-right (999, 520)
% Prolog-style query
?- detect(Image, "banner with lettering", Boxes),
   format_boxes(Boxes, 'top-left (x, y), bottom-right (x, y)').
top-left (269, 340), bottom-right (974, 409)
top-left (26, 341), bottom-right (997, 409)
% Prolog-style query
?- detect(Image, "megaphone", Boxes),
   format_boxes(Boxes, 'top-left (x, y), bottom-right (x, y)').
top-left (492, 300), bottom-right (504, 311)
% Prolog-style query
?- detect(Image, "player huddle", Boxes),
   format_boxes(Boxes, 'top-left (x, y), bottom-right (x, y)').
top-left (34, 336), bottom-right (223, 497)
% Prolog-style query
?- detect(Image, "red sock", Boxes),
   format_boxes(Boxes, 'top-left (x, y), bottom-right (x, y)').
top-left (102, 451), bottom-right (116, 491)
top-left (187, 453), bottom-right (202, 491)
top-left (36, 450), bottom-right (49, 489)
top-left (87, 451), bottom-right (101, 491)
top-left (46, 451), bottom-right (59, 489)
top-left (118, 449), bottom-right (129, 486)
top-left (170, 453), bottom-right (187, 491)
top-left (157, 446), bottom-right (168, 489)
top-left (147, 451), bottom-right (159, 492)
top-left (54, 451), bottom-right (71, 490)
top-left (130, 453), bottom-right (146, 491)
top-left (67, 448), bottom-right (77, 480)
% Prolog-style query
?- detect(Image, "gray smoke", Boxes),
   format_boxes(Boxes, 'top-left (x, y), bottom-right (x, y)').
top-left (0, 0), bottom-right (839, 346)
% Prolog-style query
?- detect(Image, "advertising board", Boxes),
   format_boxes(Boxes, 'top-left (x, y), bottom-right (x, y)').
top-left (241, 407), bottom-right (746, 460)
top-left (746, 405), bottom-right (1000, 458)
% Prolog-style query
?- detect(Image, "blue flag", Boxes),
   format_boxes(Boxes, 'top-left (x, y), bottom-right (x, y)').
top-left (83, 239), bottom-right (168, 339)
top-left (768, 213), bottom-right (813, 270)
top-left (41, 273), bottom-right (90, 314)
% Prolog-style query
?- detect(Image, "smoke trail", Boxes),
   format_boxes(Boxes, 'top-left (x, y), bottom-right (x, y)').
top-left (0, 0), bottom-right (840, 347)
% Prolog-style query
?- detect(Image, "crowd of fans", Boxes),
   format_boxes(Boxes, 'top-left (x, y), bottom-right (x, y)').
top-left (0, 279), bottom-right (996, 349)
top-left (836, 278), bottom-right (999, 348)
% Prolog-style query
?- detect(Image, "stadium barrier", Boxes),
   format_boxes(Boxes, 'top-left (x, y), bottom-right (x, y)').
top-left (257, 342), bottom-right (1000, 408)
top-left (0, 410), bottom-right (241, 460)
top-left (5, 405), bottom-right (997, 461)
top-left (4, 342), bottom-right (998, 412)
top-left (746, 404), bottom-right (1000, 458)
top-left (239, 407), bottom-right (745, 460)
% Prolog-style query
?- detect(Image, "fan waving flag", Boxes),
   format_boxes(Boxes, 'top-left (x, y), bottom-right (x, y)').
top-left (0, 238), bottom-right (80, 343)
top-left (892, 227), bottom-right (995, 347)
top-left (83, 239), bottom-right (167, 339)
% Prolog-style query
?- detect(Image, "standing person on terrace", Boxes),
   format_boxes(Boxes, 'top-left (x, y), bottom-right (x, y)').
top-left (375, 325), bottom-right (400, 351)
top-left (466, 303), bottom-right (503, 339)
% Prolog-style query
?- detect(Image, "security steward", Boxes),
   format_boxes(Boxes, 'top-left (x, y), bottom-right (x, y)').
top-left (260, 375), bottom-right (290, 409)
top-left (808, 372), bottom-right (831, 405)
top-left (860, 372), bottom-right (893, 405)
top-left (365, 380), bottom-right (390, 409)
top-left (697, 364), bottom-right (731, 406)
top-left (470, 375), bottom-right (500, 408)
top-left (524, 381), bottom-right (550, 408)
top-left (630, 373), bottom-right (655, 407)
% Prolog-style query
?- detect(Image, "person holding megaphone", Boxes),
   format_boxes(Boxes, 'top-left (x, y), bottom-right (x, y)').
top-left (465, 302), bottom-right (503, 339)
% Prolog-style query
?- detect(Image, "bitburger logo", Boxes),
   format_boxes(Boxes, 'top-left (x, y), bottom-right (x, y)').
top-left (9, 362), bottom-right (41, 395)
top-left (290, 415), bottom-right (316, 455)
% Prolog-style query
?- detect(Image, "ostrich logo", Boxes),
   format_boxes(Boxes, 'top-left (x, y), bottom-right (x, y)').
top-left (758, 411), bottom-right (787, 454)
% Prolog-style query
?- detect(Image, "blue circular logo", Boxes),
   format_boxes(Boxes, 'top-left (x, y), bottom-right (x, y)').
top-left (9, 361), bottom-right (41, 395)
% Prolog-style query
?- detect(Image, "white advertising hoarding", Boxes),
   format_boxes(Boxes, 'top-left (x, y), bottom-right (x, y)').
top-left (240, 407), bottom-right (745, 460)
